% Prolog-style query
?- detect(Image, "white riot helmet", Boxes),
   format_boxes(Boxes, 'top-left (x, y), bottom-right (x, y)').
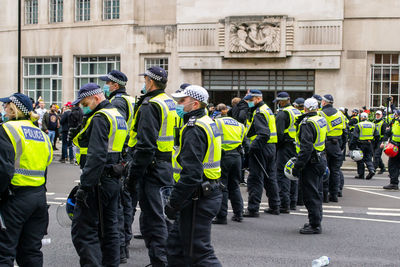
top-left (284, 157), bottom-right (298, 181)
top-left (350, 150), bottom-right (364, 161)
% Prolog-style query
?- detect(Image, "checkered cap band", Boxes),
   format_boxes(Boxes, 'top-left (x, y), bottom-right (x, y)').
top-left (10, 96), bottom-right (29, 116)
top-left (108, 74), bottom-right (126, 86)
top-left (184, 86), bottom-right (208, 103)
top-left (145, 70), bottom-right (163, 82)
top-left (79, 88), bottom-right (104, 99)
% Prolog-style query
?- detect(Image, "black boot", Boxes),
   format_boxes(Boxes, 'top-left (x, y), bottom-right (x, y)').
top-left (290, 202), bottom-right (297, 211)
top-left (338, 191), bottom-right (343, 197)
top-left (366, 171), bottom-right (375, 180)
top-left (264, 207), bottom-right (280, 215)
top-left (231, 214), bottom-right (243, 222)
top-left (212, 217), bottom-right (228, 225)
top-left (280, 206), bottom-right (290, 214)
top-left (243, 210), bottom-right (260, 217)
top-left (299, 224), bottom-right (322, 234)
top-left (383, 184), bottom-right (399, 190)
top-left (329, 194), bottom-right (338, 203)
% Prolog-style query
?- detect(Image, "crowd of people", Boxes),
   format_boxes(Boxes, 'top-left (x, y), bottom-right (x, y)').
top-left (1, 66), bottom-right (400, 267)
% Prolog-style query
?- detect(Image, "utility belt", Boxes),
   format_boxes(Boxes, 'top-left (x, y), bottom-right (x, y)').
top-left (222, 146), bottom-right (242, 156)
top-left (327, 137), bottom-right (340, 144)
top-left (154, 150), bottom-right (172, 162)
top-left (197, 177), bottom-right (221, 198)
top-left (8, 184), bottom-right (45, 196)
top-left (358, 139), bottom-right (373, 144)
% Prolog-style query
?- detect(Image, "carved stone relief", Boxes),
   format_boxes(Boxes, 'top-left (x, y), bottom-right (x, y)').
top-left (229, 19), bottom-right (281, 53)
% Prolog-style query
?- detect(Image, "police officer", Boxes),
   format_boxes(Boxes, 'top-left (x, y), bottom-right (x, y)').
top-left (164, 85), bottom-right (222, 265)
top-left (70, 83), bottom-right (128, 266)
top-left (319, 94), bottom-right (347, 203)
top-left (292, 98), bottom-right (327, 234)
top-left (125, 66), bottom-right (176, 267)
top-left (275, 92), bottom-right (302, 212)
top-left (0, 93), bottom-right (53, 266)
top-left (348, 109), bottom-right (360, 133)
top-left (243, 90), bottom-right (281, 217)
top-left (349, 112), bottom-right (379, 180)
top-left (312, 94), bottom-right (323, 110)
top-left (373, 110), bottom-right (388, 174)
top-left (383, 110), bottom-right (400, 190)
top-left (213, 114), bottom-right (245, 224)
top-left (100, 70), bottom-right (135, 262)
top-left (293, 97), bottom-right (305, 114)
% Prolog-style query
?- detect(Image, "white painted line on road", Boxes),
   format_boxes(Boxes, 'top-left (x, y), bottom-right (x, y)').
top-left (368, 207), bottom-right (400, 212)
top-left (343, 175), bottom-right (386, 180)
top-left (46, 192), bottom-right (55, 195)
top-left (367, 212), bottom-right (400, 217)
top-left (344, 185), bottom-right (382, 189)
top-left (47, 201), bottom-right (62, 205)
top-left (291, 212), bottom-right (400, 224)
top-left (74, 180), bottom-right (80, 183)
top-left (347, 187), bottom-right (400, 200)
top-left (54, 197), bottom-right (67, 200)
top-left (300, 209), bottom-right (343, 214)
top-left (322, 205), bottom-right (342, 209)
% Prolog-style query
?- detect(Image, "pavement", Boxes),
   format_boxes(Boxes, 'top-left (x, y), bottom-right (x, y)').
top-left (37, 151), bottom-right (400, 267)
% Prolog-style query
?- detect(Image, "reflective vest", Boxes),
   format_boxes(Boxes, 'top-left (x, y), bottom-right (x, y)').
top-left (128, 93), bottom-right (178, 152)
top-left (247, 104), bottom-right (277, 144)
top-left (2, 120), bottom-right (53, 187)
top-left (375, 119), bottom-right (385, 139)
top-left (357, 120), bottom-right (375, 141)
top-left (282, 106), bottom-right (302, 139)
top-left (172, 115), bottom-right (222, 182)
top-left (215, 117), bottom-right (245, 151)
top-left (73, 108), bottom-right (128, 164)
top-left (319, 109), bottom-right (346, 137)
top-left (295, 115), bottom-right (327, 153)
top-left (391, 121), bottom-right (400, 142)
top-left (110, 94), bottom-right (136, 130)
top-left (349, 115), bottom-right (359, 131)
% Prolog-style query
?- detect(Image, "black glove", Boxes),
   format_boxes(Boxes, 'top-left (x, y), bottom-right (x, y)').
top-left (75, 187), bottom-right (90, 208)
top-left (68, 126), bottom-right (80, 141)
top-left (164, 202), bottom-right (178, 221)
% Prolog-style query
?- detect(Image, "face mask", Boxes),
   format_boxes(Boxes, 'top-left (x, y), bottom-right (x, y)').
top-left (103, 84), bottom-right (110, 97)
top-left (176, 105), bottom-right (187, 118)
top-left (141, 83), bottom-right (147, 95)
top-left (248, 101), bottom-right (255, 108)
top-left (82, 106), bottom-right (92, 115)
top-left (1, 111), bottom-right (8, 122)
top-left (176, 102), bottom-right (195, 118)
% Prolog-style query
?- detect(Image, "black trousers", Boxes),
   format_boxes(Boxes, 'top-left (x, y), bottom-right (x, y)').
top-left (276, 142), bottom-right (297, 209)
top-left (71, 176), bottom-right (120, 267)
top-left (324, 139), bottom-right (342, 196)
top-left (118, 181), bottom-right (133, 248)
top-left (299, 156), bottom-right (327, 227)
top-left (373, 141), bottom-right (385, 170)
top-left (357, 142), bottom-right (375, 177)
top-left (0, 186), bottom-right (48, 267)
top-left (138, 159), bottom-right (174, 266)
top-left (247, 143), bottom-right (280, 212)
top-left (388, 153), bottom-right (400, 185)
top-left (216, 150), bottom-right (243, 219)
top-left (167, 187), bottom-right (222, 267)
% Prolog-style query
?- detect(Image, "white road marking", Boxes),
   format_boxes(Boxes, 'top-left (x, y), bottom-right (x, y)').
top-left (291, 212), bottom-right (400, 224)
top-left (46, 192), bottom-right (55, 195)
top-left (367, 212), bottom-right (400, 217)
top-left (368, 207), bottom-right (400, 212)
top-left (74, 180), bottom-right (80, 183)
top-left (346, 187), bottom-right (400, 200)
top-left (54, 197), bottom-right (67, 200)
top-left (345, 185), bottom-right (382, 189)
top-left (47, 201), bottom-right (62, 205)
top-left (322, 205), bottom-right (342, 209)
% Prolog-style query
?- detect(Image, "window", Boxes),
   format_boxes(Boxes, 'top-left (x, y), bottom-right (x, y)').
top-left (103, 0), bottom-right (120, 20)
top-left (50, 0), bottom-right (63, 23)
top-left (370, 54), bottom-right (400, 108)
top-left (74, 56), bottom-right (120, 96)
top-left (144, 58), bottom-right (169, 72)
top-left (76, 0), bottom-right (90, 21)
top-left (23, 58), bottom-right (63, 107)
top-left (25, 0), bottom-right (38, 24)
top-left (202, 70), bottom-right (315, 107)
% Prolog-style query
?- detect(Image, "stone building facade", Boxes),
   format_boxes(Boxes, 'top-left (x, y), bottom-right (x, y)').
top-left (0, 0), bottom-right (399, 109)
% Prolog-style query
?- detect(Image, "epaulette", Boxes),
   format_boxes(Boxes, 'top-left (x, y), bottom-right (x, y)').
top-left (255, 108), bottom-right (260, 114)
top-left (115, 93), bottom-right (123, 98)
top-left (187, 116), bottom-right (197, 127)
top-left (301, 117), bottom-right (309, 125)
top-left (142, 97), bottom-right (151, 105)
